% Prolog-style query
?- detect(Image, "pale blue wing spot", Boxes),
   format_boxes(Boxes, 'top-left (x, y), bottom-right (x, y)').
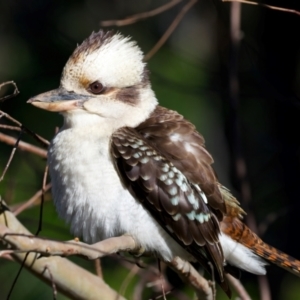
top-left (172, 213), bottom-right (181, 221)
top-left (169, 186), bottom-right (178, 196)
top-left (165, 178), bottom-right (173, 185)
top-left (140, 157), bottom-right (149, 164)
top-left (186, 210), bottom-right (196, 220)
top-left (171, 196), bottom-right (179, 206)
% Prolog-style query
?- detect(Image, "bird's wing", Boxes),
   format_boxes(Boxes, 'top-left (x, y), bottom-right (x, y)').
top-left (136, 106), bottom-right (226, 216)
top-left (111, 106), bottom-right (230, 293)
top-left (136, 106), bottom-right (245, 219)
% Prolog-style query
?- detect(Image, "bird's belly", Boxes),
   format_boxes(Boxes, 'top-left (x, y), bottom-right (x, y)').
top-left (48, 133), bottom-right (190, 261)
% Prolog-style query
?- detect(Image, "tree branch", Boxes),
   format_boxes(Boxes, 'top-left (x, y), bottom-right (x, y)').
top-left (101, 0), bottom-right (183, 26)
top-left (226, 274), bottom-right (251, 300)
top-left (0, 201), bottom-right (126, 300)
top-left (144, 0), bottom-right (198, 61)
top-left (0, 110), bottom-right (49, 147)
top-left (0, 81), bottom-right (19, 103)
top-left (12, 183), bottom-right (52, 216)
top-left (0, 132), bottom-right (47, 158)
top-left (1, 200), bottom-right (213, 300)
top-left (223, 0), bottom-right (300, 16)
top-left (166, 257), bottom-right (213, 300)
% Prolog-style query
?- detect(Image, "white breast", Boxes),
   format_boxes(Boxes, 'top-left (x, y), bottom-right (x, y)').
top-left (48, 127), bottom-right (191, 261)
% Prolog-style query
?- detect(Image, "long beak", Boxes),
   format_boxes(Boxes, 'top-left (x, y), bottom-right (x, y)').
top-left (27, 87), bottom-right (91, 112)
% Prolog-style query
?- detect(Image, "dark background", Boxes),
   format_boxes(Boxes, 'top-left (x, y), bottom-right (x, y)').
top-left (0, 0), bottom-right (300, 299)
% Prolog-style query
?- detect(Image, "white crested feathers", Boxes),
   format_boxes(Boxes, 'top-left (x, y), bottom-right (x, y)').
top-left (61, 33), bottom-right (146, 92)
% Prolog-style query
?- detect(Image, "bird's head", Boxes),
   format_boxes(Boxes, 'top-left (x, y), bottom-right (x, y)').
top-left (28, 30), bottom-right (157, 131)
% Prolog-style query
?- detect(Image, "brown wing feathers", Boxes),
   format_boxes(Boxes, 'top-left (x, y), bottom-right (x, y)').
top-left (111, 106), bottom-right (231, 294)
top-left (136, 106), bottom-right (226, 216)
top-left (111, 105), bottom-right (300, 296)
top-left (111, 127), bottom-right (221, 247)
top-left (111, 127), bottom-right (229, 292)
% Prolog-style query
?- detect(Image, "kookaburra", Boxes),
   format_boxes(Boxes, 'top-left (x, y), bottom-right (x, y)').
top-left (28, 30), bottom-right (300, 296)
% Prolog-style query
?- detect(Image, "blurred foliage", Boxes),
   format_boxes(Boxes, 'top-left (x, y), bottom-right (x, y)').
top-left (1, 0), bottom-right (300, 299)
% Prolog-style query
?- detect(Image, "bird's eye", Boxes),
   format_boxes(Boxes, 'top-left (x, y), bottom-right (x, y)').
top-left (88, 81), bottom-right (104, 94)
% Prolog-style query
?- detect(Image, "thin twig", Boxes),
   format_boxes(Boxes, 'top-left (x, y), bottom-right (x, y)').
top-left (0, 81), bottom-right (20, 103)
top-left (144, 0), bottom-right (198, 61)
top-left (6, 163), bottom-right (50, 295)
top-left (222, 0), bottom-right (300, 16)
top-left (94, 258), bottom-right (103, 278)
top-left (43, 265), bottom-right (57, 300)
top-left (167, 257), bottom-right (213, 300)
top-left (133, 271), bottom-right (150, 300)
top-left (7, 252), bottom-right (30, 299)
top-left (0, 250), bottom-right (16, 257)
top-left (0, 125), bottom-right (22, 131)
top-left (157, 260), bottom-right (167, 300)
top-left (0, 129), bottom-right (24, 182)
top-left (119, 264), bottom-right (140, 297)
top-left (0, 110), bottom-right (49, 147)
top-left (35, 164), bottom-right (49, 235)
top-left (259, 276), bottom-right (272, 300)
top-left (0, 110), bottom-right (21, 127)
top-left (12, 183), bottom-right (52, 216)
top-left (101, 0), bottom-right (182, 26)
top-left (226, 274), bottom-right (251, 300)
top-left (208, 262), bottom-right (216, 300)
top-left (258, 208), bottom-right (288, 236)
top-left (0, 132), bottom-right (47, 158)
top-left (152, 289), bottom-right (174, 300)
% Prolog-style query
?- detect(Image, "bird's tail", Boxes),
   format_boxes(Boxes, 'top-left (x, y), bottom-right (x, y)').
top-left (221, 216), bottom-right (300, 277)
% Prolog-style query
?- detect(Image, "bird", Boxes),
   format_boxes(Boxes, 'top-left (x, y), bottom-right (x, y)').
top-left (28, 30), bottom-right (300, 297)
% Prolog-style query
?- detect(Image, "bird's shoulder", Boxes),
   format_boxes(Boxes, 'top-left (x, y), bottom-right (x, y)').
top-left (137, 105), bottom-right (226, 214)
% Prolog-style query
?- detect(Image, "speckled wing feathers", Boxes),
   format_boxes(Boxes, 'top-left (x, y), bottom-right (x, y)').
top-left (111, 106), bottom-right (228, 287)
top-left (136, 106), bottom-right (226, 216)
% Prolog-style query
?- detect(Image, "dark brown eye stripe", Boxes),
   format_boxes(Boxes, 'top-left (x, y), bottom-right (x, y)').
top-left (116, 86), bottom-right (139, 105)
top-left (86, 81), bottom-right (139, 105)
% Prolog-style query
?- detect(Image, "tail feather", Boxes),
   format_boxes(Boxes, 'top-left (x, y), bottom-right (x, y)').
top-left (221, 216), bottom-right (300, 277)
